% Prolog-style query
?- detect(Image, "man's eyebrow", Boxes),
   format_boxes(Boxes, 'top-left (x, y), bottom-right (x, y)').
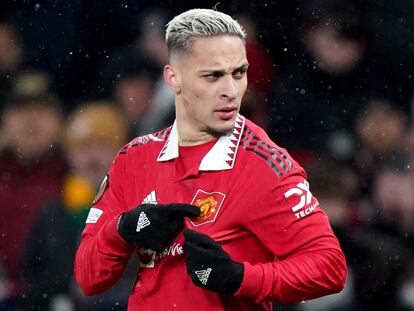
top-left (198, 63), bottom-right (249, 75)
top-left (234, 63), bottom-right (249, 71)
top-left (199, 69), bottom-right (225, 75)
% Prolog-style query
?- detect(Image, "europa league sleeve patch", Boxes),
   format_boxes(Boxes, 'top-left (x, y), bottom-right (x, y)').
top-left (92, 175), bottom-right (109, 205)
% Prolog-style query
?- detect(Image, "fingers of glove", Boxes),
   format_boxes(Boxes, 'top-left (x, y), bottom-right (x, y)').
top-left (161, 203), bottom-right (201, 219)
top-left (136, 203), bottom-right (159, 214)
top-left (183, 240), bottom-right (201, 257)
top-left (117, 210), bottom-right (139, 236)
top-left (183, 229), bottom-right (224, 251)
top-left (148, 241), bottom-right (167, 253)
top-left (122, 206), bottom-right (140, 220)
top-left (184, 239), bottom-right (227, 264)
top-left (129, 232), bottom-right (171, 252)
top-left (183, 241), bottom-right (212, 273)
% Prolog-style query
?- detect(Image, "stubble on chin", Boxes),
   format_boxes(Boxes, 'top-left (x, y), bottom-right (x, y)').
top-left (206, 124), bottom-right (235, 137)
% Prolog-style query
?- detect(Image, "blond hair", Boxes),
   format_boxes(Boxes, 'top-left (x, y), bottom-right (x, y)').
top-left (166, 8), bottom-right (246, 55)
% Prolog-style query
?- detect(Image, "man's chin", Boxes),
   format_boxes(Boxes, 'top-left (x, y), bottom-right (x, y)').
top-left (207, 123), bottom-right (236, 137)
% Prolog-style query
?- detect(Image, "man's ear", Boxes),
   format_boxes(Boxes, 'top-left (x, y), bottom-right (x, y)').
top-left (164, 64), bottom-right (181, 94)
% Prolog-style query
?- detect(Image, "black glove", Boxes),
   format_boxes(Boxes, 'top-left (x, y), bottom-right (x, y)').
top-left (183, 229), bottom-right (244, 294)
top-left (118, 203), bottom-right (200, 252)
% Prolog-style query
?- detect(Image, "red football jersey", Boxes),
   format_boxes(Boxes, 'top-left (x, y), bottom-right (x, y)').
top-left (74, 115), bottom-right (347, 310)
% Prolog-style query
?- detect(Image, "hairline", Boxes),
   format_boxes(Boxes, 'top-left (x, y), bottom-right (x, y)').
top-left (168, 34), bottom-right (245, 61)
top-left (166, 9), bottom-right (246, 60)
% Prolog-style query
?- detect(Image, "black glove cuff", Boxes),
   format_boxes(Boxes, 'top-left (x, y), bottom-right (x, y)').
top-left (226, 262), bottom-right (244, 294)
top-left (117, 212), bottom-right (129, 243)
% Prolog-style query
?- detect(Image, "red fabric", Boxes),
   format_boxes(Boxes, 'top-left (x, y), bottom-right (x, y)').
top-left (0, 150), bottom-right (66, 296)
top-left (74, 119), bottom-right (346, 310)
top-left (179, 139), bottom-right (217, 175)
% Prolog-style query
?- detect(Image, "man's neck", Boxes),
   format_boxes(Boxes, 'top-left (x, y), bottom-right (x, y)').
top-left (176, 122), bottom-right (217, 146)
top-left (178, 132), bottom-right (216, 146)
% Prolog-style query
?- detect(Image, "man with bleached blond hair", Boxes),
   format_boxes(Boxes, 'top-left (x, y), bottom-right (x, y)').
top-left (74, 8), bottom-right (346, 310)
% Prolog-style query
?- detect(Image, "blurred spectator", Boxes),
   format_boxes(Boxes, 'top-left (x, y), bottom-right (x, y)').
top-left (237, 14), bottom-right (276, 129)
top-left (269, 0), bottom-right (378, 157)
top-left (238, 15), bottom-right (276, 95)
top-left (303, 157), bottom-right (357, 310)
top-left (0, 71), bottom-right (67, 305)
top-left (0, 71), bottom-right (61, 153)
top-left (133, 9), bottom-right (177, 135)
top-left (305, 155), bottom-right (413, 310)
top-left (94, 9), bottom-right (176, 138)
top-left (374, 157), bottom-right (414, 232)
top-left (110, 53), bottom-right (171, 138)
top-left (372, 121), bottom-right (414, 235)
top-left (0, 23), bottom-right (25, 103)
top-left (356, 99), bottom-right (408, 157)
top-left (365, 132), bottom-right (414, 310)
top-left (306, 156), bottom-right (359, 226)
top-left (0, 23), bottom-right (23, 74)
top-left (353, 98), bottom-right (409, 204)
top-left (21, 102), bottom-right (132, 310)
top-left (349, 100), bottom-right (414, 310)
top-left (137, 9), bottom-right (170, 68)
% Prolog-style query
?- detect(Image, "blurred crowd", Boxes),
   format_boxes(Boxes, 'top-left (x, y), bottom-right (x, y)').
top-left (0, 0), bottom-right (414, 310)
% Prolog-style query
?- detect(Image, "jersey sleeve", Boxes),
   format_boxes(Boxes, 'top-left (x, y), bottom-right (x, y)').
top-left (74, 152), bottom-right (134, 296)
top-left (236, 168), bottom-right (347, 304)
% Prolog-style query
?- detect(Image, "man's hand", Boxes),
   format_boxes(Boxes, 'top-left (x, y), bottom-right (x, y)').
top-left (183, 229), bottom-right (244, 294)
top-left (118, 203), bottom-right (200, 252)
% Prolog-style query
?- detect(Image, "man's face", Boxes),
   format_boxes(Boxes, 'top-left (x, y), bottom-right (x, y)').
top-left (2, 104), bottom-right (62, 159)
top-left (304, 25), bottom-right (364, 74)
top-left (69, 142), bottom-right (118, 186)
top-left (171, 36), bottom-right (248, 135)
top-left (114, 75), bottom-right (154, 122)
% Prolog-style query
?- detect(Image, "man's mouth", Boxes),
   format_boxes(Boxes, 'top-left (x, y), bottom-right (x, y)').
top-left (215, 106), bottom-right (237, 120)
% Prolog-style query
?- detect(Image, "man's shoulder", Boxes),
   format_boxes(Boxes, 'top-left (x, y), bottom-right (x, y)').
top-left (117, 127), bottom-right (171, 156)
top-left (240, 118), bottom-right (299, 178)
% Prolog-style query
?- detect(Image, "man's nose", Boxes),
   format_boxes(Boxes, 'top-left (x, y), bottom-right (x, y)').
top-left (220, 76), bottom-right (238, 101)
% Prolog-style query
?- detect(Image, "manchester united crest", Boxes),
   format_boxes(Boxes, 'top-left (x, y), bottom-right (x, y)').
top-left (189, 190), bottom-right (226, 226)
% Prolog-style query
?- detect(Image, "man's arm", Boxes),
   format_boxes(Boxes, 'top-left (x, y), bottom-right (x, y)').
top-left (183, 169), bottom-right (346, 303)
top-left (74, 154), bottom-right (134, 296)
top-left (74, 216), bottom-right (135, 296)
top-left (74, 152), bottom-right (201, 296)
top-left (237, 171), bottom-right (347, 303)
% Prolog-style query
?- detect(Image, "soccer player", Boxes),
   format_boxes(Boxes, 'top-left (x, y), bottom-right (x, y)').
top-left (74, 8), bottom-right (347, 310)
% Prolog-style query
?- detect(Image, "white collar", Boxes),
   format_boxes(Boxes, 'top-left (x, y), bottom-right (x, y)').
top-left (157, 115), bottom-right (245, 171)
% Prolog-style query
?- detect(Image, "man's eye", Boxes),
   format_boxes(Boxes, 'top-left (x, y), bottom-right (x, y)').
top-left (233, 70), bottom-right (246, 79)
top-left (205, 73), bottom-right (221, 80)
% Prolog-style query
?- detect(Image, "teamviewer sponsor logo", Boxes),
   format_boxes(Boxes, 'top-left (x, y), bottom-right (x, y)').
top-left (159, 243), bottom-right (183, 259)
top-left (138, 242), bottom-right (184, 267)
top-left (284, 180), bottom-right (319, 219)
